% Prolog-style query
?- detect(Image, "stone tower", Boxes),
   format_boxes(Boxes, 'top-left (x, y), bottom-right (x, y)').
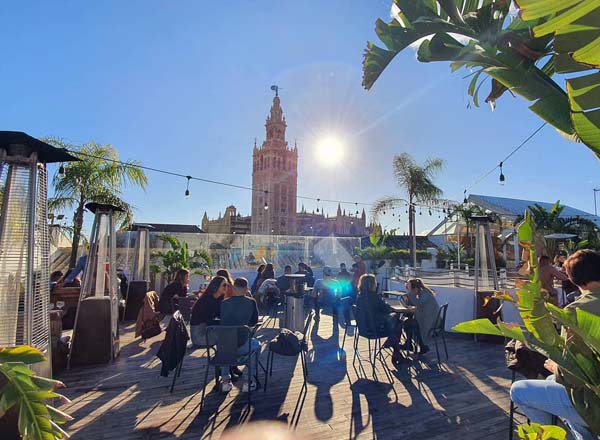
top-left (251, 90), bottom-right (298, 235)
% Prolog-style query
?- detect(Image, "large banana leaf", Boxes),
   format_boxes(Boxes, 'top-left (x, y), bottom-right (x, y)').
top-left (363, 0), bottom-right (600, 155)
top-left (0, 346), bottom-right (72, 440)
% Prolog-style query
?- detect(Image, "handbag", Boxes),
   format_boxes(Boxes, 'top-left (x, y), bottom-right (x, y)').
top-left (141, 316), bottom-right (162, 340)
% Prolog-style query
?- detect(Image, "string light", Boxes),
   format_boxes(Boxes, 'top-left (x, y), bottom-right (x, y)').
top-left (463, 190), bottom-right (468, 204)
top-left (263, 190), bottom-right (269, 210)
top-left (58, 163), bottom-right (66, 179)
top-left (499, 162), bottom-right (505, 185)
top-left (185, 176), bottom-right (191, 198)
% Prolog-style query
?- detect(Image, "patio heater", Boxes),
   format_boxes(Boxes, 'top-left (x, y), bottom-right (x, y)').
top-left (471, 215), bottom-right (502, 342)
top-left (0, 131), bottom-right (78, 377)
top-left (69, 203), bottom-right (123, 367)
top-left (122, 223), bottom-right (153, 320)
top-left (284, 273), bottom-right (306, 332)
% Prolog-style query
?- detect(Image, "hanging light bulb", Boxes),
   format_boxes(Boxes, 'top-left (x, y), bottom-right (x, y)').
top-left (463, 190), bottom-right (468, 204)
top-left (58, 163), bottom-right (66, 179)
top-left (184, 176), bottom-right (191, 198)
top-left (263, 190), bottom-right (269, 210)
top-left (499, 162), bottom-right (505, 185)
top-left (383, 210), bottom-right (386, 215)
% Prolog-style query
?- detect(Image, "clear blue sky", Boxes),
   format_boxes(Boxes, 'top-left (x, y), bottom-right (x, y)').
top-left (3, 1), bottom-right (599, 234)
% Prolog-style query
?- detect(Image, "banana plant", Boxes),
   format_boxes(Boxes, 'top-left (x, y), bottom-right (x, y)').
top-left (452, 212), bottom-right (600, 435)
top-left (0, 346), bottom-right (72, 440)
top-left (363, 0), bottom-right (600, 155)
top-left (150, 234), bottom-right (212, 282)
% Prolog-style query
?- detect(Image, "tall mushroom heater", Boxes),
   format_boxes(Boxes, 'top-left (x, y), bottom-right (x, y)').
top-left (122, 223), bottom-right (153, 320)
top-left (69, 203), bottom-right (123, 366)
top-left (471, 215), bottom-right (502, 342)
top-left (0, 132), bottom-right (78, 377)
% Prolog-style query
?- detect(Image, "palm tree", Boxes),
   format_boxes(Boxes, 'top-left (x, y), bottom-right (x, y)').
top-left (46, 138), bottom-right (148, 268)
top-left (372, 153), bottom-right (443, 268)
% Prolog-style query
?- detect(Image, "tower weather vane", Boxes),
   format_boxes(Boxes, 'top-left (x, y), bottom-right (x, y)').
top-left (270, 85), bottom-right (281, 97)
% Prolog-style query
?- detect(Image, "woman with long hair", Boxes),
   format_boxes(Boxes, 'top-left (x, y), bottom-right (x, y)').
top-left (404, 278), bottom-right (440, 354)
top-left (216, 269), bottom-right (235, 298)
top-left (251, 264), bottom-right (266, 295)
top-left (158, 268), bottom-right (190, 315)
top-left (355, 274), bottom-right (403, 364)
top-left (190, 275), bottom-right (229, 346)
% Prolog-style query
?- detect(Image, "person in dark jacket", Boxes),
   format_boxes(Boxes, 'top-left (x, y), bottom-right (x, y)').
top-left (157, 269), bottom-right (190, 315)
top-left (250, 264), bottom-right (266, 295)
top-left (219, 277), bottom-right (260, 392)
top-left (296, 262), bottom-right (314, 287)
top-left (156, 311), bottom-right (189, 377)
top-left (190, 275), bottom-right (228, 347)
top-left (355, 274), bottom-right (403, 364)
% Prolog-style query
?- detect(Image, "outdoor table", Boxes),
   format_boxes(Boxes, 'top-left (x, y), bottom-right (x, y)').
top-left (383, 290), bottom-right (407, 299)
top-left (390, 304), bottom-right (415, 314)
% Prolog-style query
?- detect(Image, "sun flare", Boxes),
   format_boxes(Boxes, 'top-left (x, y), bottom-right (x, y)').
top-left (316, 136), bottom-right (345, 167)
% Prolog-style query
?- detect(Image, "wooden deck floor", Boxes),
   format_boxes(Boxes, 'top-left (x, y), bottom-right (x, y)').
top-left (58, 312), bottom-right (521, 439)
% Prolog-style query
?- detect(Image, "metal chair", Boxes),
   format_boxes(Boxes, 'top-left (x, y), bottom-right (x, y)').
top-left (427, 303), bottom-right (449, 365)
top-left (200, 325), bottom-right (260, 410)
top-left (340, 297), bottom-right (355, 350)
top-left (352, 304), bottom-right (392, 378)
top-left (264, 312), bottom-right (313, 393)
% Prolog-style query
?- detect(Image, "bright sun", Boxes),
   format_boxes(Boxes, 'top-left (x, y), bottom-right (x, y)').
top-left (316, 136), bottom-right (345, 167)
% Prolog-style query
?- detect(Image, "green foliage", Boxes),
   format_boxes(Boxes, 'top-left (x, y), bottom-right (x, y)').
top-left (363, 0), bottom-right (600, 155)
top-left (452, 212), bottom-right (600, 435)
top-left (517, 422), bottom-right (567, 440)
top-left (150, 235), bottom-right (213, 281)
top-left (45, 137), bottom-right (148, 267)
top-left (356, 246), bottom-right (431, 264)
top-left (372, 153), bottom-right (443, 267)
top-left (0, 346), bottom-right (72, 440)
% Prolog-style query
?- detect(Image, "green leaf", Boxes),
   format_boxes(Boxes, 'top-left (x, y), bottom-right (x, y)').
top-left (452, 318), bottom-right (505, 336)
top-left (0, 347), bottom-right (46, 365)
top-left (532, 0), bottom-right (600, 37)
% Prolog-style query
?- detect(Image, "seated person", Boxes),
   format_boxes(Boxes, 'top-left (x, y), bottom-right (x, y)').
top-left (511, 250), bottom-right (600, 440)
top-left (157, 269), bottom-right (190, 317)
top-left (312, 266), bottom-right (341, 320)
top-left (276, 265), bottom-right (292, 293)
top-left (219, 277), bottom-right (260, 393)
top-left (50, 270), bottom-right (63, 292)
top-left (355, 274), bottom-right (403, 364)
top-left (257, 272), bottom-right (279, 304)
top-left (404, 278), bottom-right (439, 355)
top-left (190, 275), bottom-right (228, 347)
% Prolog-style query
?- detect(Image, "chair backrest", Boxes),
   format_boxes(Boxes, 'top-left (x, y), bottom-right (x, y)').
top-left (433, 303), bottom-right (449, 332)
top-left (352, 304), bottom-right (378, 339)
top-left (207, 325), bottom-right (252, 365)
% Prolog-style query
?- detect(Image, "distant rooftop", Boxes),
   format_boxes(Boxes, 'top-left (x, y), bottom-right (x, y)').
top-left (126, 223), bottom-right (204, 234)
top-left (469, 194), bottom-right (600, 227)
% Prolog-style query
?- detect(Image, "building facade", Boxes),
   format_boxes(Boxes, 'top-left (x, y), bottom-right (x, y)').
top-left (297, 204), bottom-right (370, 236)
top-left (250, 92), bottom-right (298, 235)
top-left (201, 205), bottom-right (251, 235)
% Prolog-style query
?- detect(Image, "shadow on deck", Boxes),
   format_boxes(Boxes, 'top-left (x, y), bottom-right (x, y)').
top-left (58, 313), bottom-right (520, 439)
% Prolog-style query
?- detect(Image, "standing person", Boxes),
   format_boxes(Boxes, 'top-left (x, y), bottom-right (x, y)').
top-left (216, 269), bottom-right (235, 299)
top-left (351, 255), bottom-right (366, 290)
top-left (276, 265), bottom-right (292, 293)
top-left (511, 250), bottom-right (600, 440)
top-left (190, 276), bottom-right (228, 347)
top-left (250, 264), bottom-right (266, 295)
top-left (337, 263), bottom-right (354, 299)
top-left (312, 267), bottom-right (340, 321)
top-left (219, 277), bottom-right (260, 393)
top-left (538, 255), bottom-right (569, 306)
top-left (404, 278), bottom-right (440, 354)
top-left (157, 269), bottom-right (190, 317)
top-left (297, 262), bottom-right (314, 287)
top-left (355, 274), bottom-right (404, 364)
top-left (337, 263), bottom-right (352, 282)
